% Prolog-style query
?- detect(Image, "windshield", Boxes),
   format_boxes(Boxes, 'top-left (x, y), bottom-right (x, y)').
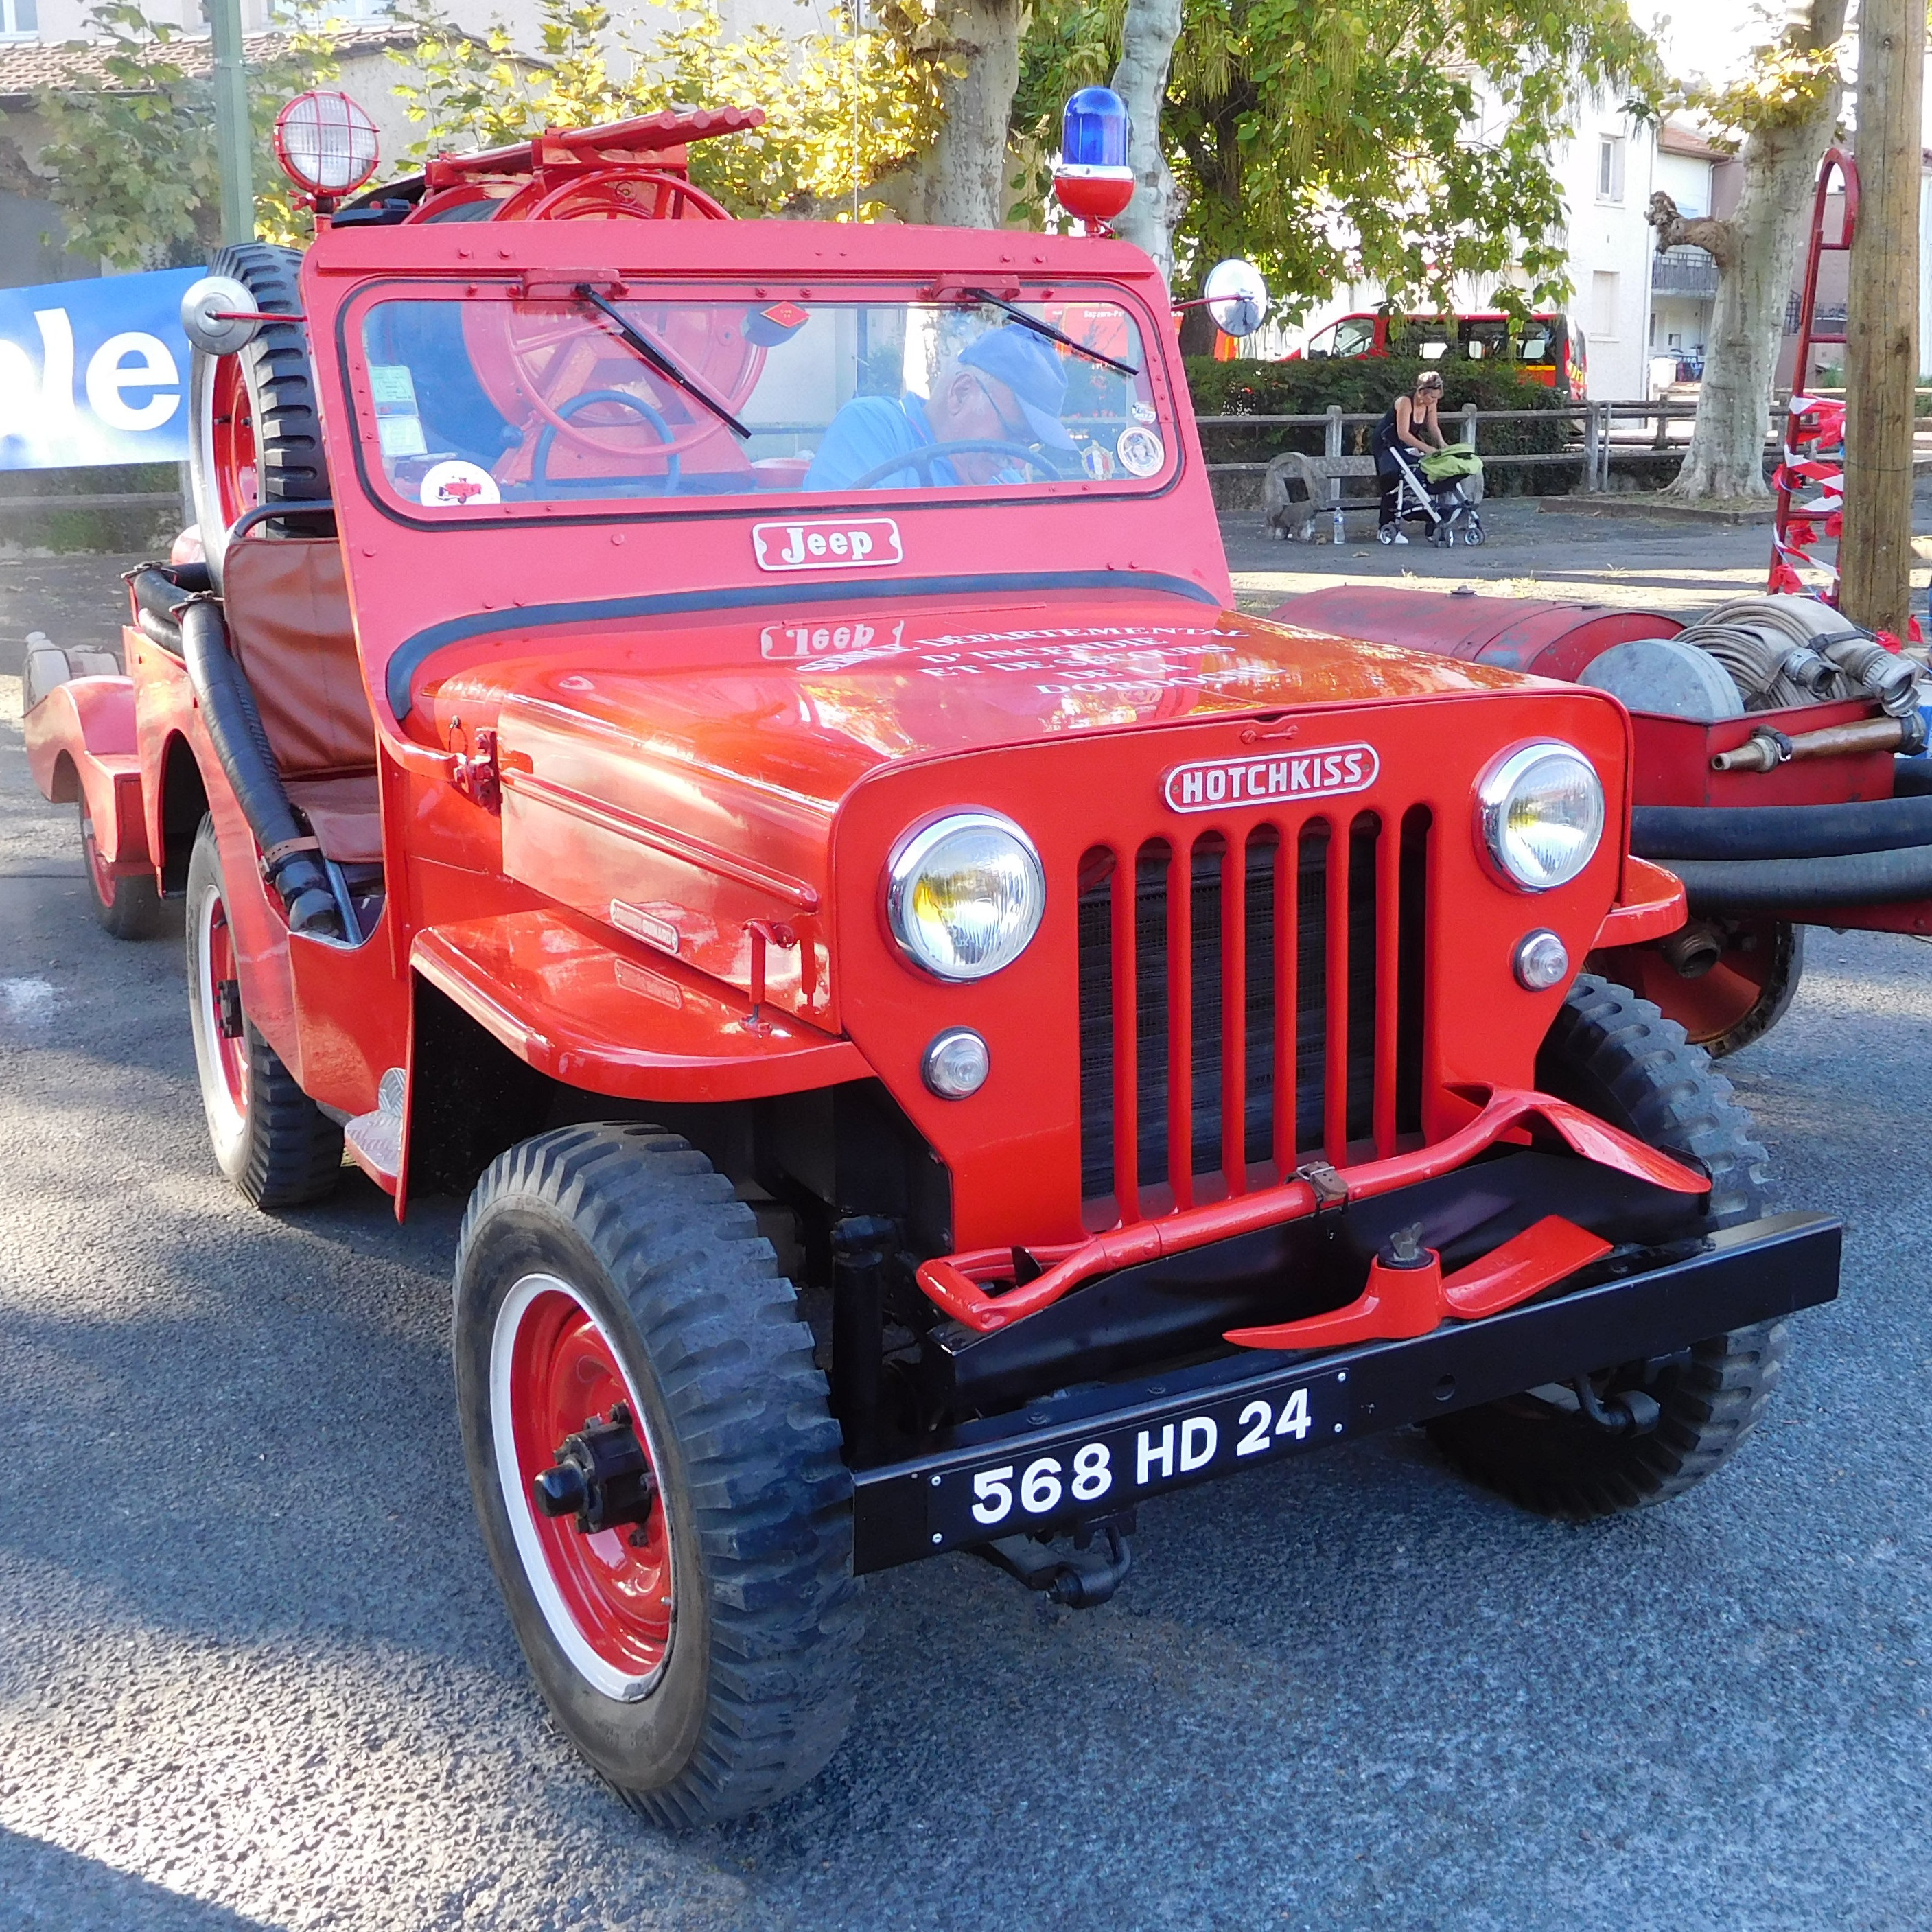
top-left (352, 287), bottom-right (1169, 515)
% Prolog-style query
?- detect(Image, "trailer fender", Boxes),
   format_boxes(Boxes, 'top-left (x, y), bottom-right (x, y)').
top-left (20, 670), bottom-right (151, 872)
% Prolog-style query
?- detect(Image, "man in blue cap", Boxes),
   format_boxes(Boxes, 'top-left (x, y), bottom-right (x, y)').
top-left (806, 325), bottom-right (1079, 491)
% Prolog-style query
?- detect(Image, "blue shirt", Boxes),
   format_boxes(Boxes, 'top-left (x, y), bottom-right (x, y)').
top-left (806, 394), bottom-right (961, 491)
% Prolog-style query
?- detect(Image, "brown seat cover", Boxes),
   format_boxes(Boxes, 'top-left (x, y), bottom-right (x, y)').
top-left (222, 537), bottom-right (382, 864)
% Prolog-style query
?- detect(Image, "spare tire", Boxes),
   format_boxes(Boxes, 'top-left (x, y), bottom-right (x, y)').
top-left (187, 242), bottom-right (331, 590)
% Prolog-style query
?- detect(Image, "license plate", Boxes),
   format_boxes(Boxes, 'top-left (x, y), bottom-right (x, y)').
top-left (927, 1369), bottom-right (1350, 1548)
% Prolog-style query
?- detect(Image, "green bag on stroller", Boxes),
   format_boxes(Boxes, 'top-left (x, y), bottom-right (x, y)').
top-left (1419, 445), bottom-right (1483, 484)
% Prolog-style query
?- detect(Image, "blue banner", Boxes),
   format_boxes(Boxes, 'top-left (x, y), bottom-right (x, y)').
top-left (0, 267), bottom-right (203, 470)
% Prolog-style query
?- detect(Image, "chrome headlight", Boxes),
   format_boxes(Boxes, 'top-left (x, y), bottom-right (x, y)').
top-left (1478, 741), bottom-right (1605, 891)
top-left (887, 811), bottom-right (1045, 981)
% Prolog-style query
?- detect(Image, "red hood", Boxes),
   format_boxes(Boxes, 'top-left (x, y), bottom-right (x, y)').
top-left (429, 589), bottom-right (1604, 1027)
top-left (434, 589), bottom-right (1535, 806)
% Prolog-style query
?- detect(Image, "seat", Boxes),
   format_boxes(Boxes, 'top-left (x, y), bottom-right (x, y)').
top-left (221, 537), bottom-right (383, 865)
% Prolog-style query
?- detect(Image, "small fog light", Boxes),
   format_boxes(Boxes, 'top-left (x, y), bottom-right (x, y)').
top-left (923, 1027), bottom-right (990, 1099)
top-left (1513, 929), bottom-right (1570, 991)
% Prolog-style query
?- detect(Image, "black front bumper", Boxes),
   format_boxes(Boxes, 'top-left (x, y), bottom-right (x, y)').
top-left (852, 1211), bottom-right (1839, 1573)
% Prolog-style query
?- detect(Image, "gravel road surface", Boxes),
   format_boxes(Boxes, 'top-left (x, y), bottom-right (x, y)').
top-left (1, 557), bottom-right (1930, 1931)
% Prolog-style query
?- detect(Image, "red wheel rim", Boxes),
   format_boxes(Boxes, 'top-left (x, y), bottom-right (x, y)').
top-left (209, 354), bottom-right (260, 534)
top-left (202, 890), bottom-right (248, 1118)
top-left (496, 1277), bottom-right (673, 1693)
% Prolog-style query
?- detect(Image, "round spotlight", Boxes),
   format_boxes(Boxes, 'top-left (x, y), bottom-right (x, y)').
top-left (274, 89), bottom-right (380, 202)
top-left (923, 1027), bottom-right (991, 1099)
top-left (1513, 929), bottom-right (1570, 991)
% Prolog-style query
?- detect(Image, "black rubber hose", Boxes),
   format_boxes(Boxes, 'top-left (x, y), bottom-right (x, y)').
top-left (135, 608), bottom-right (183, 656)
top-left (129, 566), bottom-right (192, 624)
top-left (1896, 757), bottom-right (1932, 798)
top-left (1632, 794), bottom-right (1932, 860)
top-left (1668, 843), bottom-right (1932, 911)
top-left (175, 597), bottom-right (342, 939)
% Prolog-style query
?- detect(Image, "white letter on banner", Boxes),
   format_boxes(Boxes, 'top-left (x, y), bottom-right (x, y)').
top-left (86, 332), bottom-right (180, 432)
top-left (33, 310), bottom-right (76, 431)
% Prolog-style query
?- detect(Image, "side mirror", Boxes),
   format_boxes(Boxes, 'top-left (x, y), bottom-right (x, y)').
top-left (180, 277), bottom-right (261, 357)
top-left (1202, 259), bottom-right (1270, 339)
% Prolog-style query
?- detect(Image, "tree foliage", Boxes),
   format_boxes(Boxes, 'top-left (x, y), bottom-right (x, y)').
top-left (34, 2), bottom-right (342, 269)
top-left (389, 0), bottom-right (938, 220)
top-left (1017, 0), bottom-right (1660, 306)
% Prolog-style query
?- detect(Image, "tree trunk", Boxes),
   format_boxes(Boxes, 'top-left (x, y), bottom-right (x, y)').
top-left (1837, 0), bottom-right (1923, 637)
top-left (900, 0), bottom-right (1024, 228)
top-left (1657, 0), bottom-right (1848, 503)
top-left (1110, 0), bottom-right (1185, 281)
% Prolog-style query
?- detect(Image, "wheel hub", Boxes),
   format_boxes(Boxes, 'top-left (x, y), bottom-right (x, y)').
top-left (533, 1400), bottom-right (659, 1537)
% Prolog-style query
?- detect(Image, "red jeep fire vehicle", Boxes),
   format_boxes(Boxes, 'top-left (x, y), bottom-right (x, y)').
top-left (22, 95), bottom-right (1839, 1824)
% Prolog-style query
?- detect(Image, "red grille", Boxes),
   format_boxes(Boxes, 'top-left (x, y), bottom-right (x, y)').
top-left (1077, 807), bottom-right (1430, 1222)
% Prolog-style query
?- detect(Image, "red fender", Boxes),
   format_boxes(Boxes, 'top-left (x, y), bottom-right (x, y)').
top-left (21, 673), bottom-right (151, 874)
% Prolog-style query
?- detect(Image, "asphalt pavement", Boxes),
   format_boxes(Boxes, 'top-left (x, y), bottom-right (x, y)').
top-left (2, 555), bottom-right (1931, 1931)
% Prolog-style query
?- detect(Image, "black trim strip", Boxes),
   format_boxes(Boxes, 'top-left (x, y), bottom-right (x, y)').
top-left (385, 570), bottom-right (1222, 720)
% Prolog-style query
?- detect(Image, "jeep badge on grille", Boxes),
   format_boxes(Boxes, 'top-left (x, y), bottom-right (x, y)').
top-left (1163, 744), bottom-right (1378, 813)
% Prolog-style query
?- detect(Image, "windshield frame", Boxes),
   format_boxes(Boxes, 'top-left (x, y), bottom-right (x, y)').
top-left (335, 274), bottom-right (1187, 533)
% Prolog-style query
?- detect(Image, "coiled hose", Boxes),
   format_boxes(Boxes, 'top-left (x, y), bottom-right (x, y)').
top-left (130, 568), bottom-right (343, 938)
top-left (1681, 596), bottom-right (1922, 717)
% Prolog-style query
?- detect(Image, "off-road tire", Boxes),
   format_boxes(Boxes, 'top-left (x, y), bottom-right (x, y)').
top-left (185, 818), bottom-right (342, 1208)
top-left (1426, 975), bottom-right (1786, 1520)
top-left (454, 1124), bottom-right (860, 1828)
top-left (189, 242), bottom-right (329, 589)
top-left (80, 804), bottom-right (164, 940)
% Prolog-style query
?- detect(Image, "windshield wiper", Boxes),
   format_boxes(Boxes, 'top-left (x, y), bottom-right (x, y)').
top-left (964, 289), bottom-right (1141, 378)
top-left (574, 284), bottom-right (751, 440)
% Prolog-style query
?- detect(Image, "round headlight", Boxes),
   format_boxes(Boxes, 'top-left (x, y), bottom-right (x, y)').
top-left (1478, 741), bottom-right (1605, 892)
top-left (887, 812), bottom-right (1045, 981)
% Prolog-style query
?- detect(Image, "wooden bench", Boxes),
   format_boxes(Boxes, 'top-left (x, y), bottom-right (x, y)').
top-left (1262, 449), bottom-right (1482, 542)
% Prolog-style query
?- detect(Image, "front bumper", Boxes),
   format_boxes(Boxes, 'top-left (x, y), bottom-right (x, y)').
top-left (852, 1210), bottom-right (1839, 1573)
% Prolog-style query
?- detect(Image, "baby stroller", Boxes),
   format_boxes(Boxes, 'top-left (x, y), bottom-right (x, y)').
top-left (1377, 443), bottom-right (1485, 547)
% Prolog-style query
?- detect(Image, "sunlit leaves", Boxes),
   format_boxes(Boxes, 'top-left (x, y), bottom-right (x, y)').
top-left (34, 2), bottom-right (343, 268)
top-left (388, 0), bottom-right (938, 220)
top-left (1020, 0), bottom-right (1662, 309)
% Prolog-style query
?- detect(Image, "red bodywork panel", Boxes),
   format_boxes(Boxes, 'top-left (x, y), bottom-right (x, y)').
top-left (21, 676), bottom-right (149, 874)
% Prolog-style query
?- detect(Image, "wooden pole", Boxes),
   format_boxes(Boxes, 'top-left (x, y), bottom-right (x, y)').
top-left (1839, 0), bottom-right (1923, 638)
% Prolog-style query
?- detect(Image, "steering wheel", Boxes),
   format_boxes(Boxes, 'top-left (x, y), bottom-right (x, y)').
top-left (472, 299), bottom-right (761, 464)
top-left (531, 389), bottom-right (681, 496)
top-left (842, 440), bottom-right (1067, 491)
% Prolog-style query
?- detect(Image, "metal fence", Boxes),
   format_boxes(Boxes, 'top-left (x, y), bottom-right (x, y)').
top-left (1195, 400), bottom-right (1756, 494)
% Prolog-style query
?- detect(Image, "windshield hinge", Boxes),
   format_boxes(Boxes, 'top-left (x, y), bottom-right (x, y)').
top-left (450, 723), bottom-right (501, 813)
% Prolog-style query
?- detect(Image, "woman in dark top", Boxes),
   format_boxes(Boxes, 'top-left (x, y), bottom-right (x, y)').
top-left (1371, 370), bottom-right (1447, 542)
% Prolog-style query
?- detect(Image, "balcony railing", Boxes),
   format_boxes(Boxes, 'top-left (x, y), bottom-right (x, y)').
top-left (1652, 247), bottom-right (1719, 296)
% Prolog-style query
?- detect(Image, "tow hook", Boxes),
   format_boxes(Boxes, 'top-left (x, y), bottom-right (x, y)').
top-left (977, 1513), bottom-right (1135, 1608)
top-left (1570, 1375), bottom-right (1662, 1436)
top-left (532, 1401), bottom-right (658, 1535)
